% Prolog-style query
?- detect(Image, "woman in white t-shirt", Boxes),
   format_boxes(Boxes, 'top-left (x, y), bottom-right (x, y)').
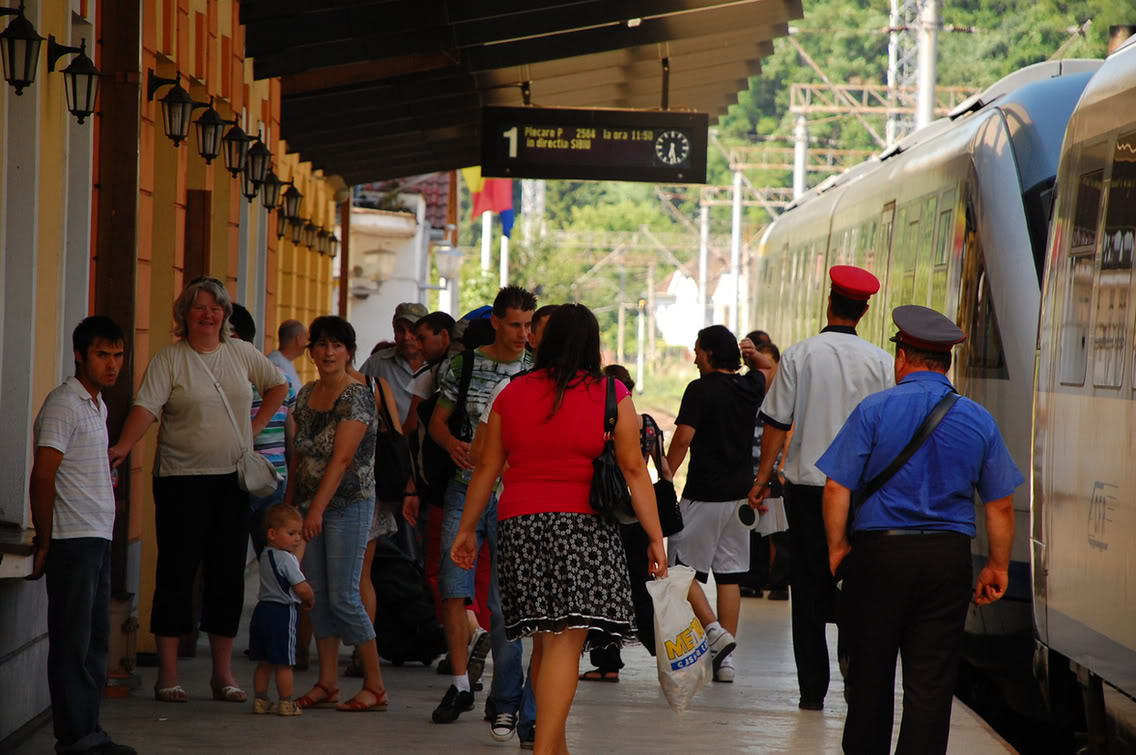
top-left (109, 277), bottom-right (288, 704)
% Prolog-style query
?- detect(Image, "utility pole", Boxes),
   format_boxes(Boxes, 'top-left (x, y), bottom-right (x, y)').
top-left (916, 0), bottom-right (940, 130)
top-left (636, 299), bottom-right (646, 395)
top-left (617, 265), bottom-right (627, 365)
top-left (480, 211), bottom-right (492, 272)
top-left (730, 169), bottom-right (742, 334)
top-left (647, 260), bottom-right (657, 367)
top-left (499, 234), bottom-right (509, 287)
top-left (699, 204), bottom-right (710, 327)
top-left (793, 116), bottom-right (809, 198)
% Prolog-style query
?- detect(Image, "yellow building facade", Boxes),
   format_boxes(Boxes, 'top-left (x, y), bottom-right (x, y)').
top-left (0, 0), bottom-right (337, 745)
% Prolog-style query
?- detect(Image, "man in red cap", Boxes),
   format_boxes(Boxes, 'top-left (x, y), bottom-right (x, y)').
top-left (816, 305), bottom-right (1021, 754)
top-left (748, 265), bottom-right (893, 711)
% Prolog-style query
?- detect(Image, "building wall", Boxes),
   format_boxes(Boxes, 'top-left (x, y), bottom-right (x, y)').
top-left (0, 0), bottom-right (336, 746)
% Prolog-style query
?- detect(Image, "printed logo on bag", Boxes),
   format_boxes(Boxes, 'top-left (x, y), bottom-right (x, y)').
top-left (663, 617), bottom-right (708, 670)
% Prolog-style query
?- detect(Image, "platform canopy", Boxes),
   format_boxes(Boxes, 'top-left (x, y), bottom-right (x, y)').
top-left (241, 0), bottom-right (802, 185)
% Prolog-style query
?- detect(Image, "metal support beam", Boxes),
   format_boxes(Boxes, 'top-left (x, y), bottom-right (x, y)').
top-left (786, 35), bottom-right (886, 148)
top-left (730, 170), bottom-right (743, 334)
top-left (699, 205), bottom-right (710, 327)
top-left (793, 116), bottom-right (808, 198)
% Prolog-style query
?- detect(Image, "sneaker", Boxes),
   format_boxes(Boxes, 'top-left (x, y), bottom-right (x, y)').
top-left (519, 728), bottom-right (535, 750)
top-left (491, 711), bottom-right (518, 742)
top-left (277, 699), bottom-right (302, 717)
top-left (432, 685), bottom-right (475, 724)
top-left (799, 698), bottom-right (824, 711)
top-left (707, 627), bottom-right (736, 673)
top-left (714, 655), bottom-right (736, 683)
top-left (252, 697), bottom-right (273, 714)
top-left (466, 627), bottom-right (492, 687)
top-left (766, 588), bottom-right (790, 601)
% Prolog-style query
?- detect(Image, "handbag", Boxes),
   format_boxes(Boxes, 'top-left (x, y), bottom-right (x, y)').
top-left (645, 415), bottom-right (684, 537)
top-left (589, 377), bottom-right (637, 525)
top-left (367, 376), bottom-right (413, 503)
top-left (188, 345), bottom-right (281, 498)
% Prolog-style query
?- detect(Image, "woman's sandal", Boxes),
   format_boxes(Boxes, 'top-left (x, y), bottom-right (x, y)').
top-left (578, 669), bottom-right (620, 683)
top-left (153, 683), bottom-right (189, 702)
top-left (210, 683), bottom-right (248, 703)
top-left (295, 682), bottom-right (340, 710)
top-left (336, 686), bottom-right (388, 712)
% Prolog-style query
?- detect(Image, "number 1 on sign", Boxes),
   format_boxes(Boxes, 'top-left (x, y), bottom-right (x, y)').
top-left (503, 126), bottom-right (518, 158)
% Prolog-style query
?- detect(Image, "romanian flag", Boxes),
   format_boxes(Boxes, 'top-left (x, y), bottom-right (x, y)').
top-left (471, 177), bottom-right (515, 238)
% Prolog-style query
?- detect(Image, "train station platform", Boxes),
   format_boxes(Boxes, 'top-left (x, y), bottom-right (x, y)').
top-left (11, 570), bottom-right (1014, 754)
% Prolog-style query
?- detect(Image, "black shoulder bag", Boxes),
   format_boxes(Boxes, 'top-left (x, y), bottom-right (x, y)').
top-left (589, 377), bottom-right (636, 524)
top-left (848, 390), bottom-right (962, 533)
top-left (645, 415), bottom-right (684, 537)
top-left (367, 376), bottom-right (414, 504)
top-left (415, 349), bottom-right (477, 505)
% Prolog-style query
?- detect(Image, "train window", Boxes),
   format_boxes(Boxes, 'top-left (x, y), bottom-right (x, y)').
top-left (1072, 169), bottom-right (1104, 252)
top-left (935, 210), bottom-right (954, 267)
top-left (1097, 130), bottom-right (1136, 389)
top-left (1059, 253), bottom-right (1094, 386)
top-left (967, 265), bottom-right (1010, 379)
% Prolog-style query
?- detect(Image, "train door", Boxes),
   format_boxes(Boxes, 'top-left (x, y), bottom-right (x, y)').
top-left (932, 188), bottom-right (958, 315)
top-left (898, 201), bottom-right (921, 305)
top-left (915, 195), bottom-right (938, 307)
top-left (875, 202), bottom-right (897, 345)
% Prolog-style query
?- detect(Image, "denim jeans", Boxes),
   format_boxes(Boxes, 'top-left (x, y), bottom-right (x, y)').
top-left (46, 537), bottom-right (114, 753)
top-left (439, 480), bottom-right (524, 714)
top-left (302, 499), bottom-right (376, 646)
top-left (517, 659), bottom-right (537, 738)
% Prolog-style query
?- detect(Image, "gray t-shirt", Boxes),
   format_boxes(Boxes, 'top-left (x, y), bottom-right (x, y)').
top-left (257, 547), bottom-right (306, 605)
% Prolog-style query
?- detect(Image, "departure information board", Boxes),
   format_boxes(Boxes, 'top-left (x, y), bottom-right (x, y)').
top-left (481, 106), bottom-right (708, 183)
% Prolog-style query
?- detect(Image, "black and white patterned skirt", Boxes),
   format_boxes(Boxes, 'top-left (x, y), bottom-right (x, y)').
top-left (498, 511), bottom-right (637, 651)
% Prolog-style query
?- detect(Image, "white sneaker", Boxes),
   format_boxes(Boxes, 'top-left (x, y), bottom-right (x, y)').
top-left (490, 711), bottom-right (517, 742)
top-left (466, 627), bottom-right (492, 687)
top-left (707, 627), bottom-right (736, 672)
top-left (714, 654), bottom-right (736, 683)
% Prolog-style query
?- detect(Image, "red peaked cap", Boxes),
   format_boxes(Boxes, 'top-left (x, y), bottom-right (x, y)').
top-left (889, 304), bottom-right (967, 352)
top-left (829, 265), bottom-right (880, 301)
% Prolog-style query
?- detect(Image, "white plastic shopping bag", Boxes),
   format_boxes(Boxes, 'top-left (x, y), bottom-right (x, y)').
top-left (646, 565), bottom-right (712, 714)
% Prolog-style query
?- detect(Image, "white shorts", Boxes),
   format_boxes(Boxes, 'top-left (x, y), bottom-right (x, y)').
top-left (666, 498), bottom-right (750, 582)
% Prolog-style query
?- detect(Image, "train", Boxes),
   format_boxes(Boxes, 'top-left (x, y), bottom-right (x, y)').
top-left (750, 43), bottom-right (1136, 748)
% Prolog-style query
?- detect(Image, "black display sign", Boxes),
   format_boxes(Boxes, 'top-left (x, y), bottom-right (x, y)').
top-left (481, 106), bottom-right (708, 184)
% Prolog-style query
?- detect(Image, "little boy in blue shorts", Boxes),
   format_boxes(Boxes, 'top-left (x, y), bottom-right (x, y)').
top-left (250, 504), bottom-right (314, 716)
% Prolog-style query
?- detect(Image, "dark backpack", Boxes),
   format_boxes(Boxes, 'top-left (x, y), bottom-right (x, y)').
top-left (411, 348), bottom-right (475, 507)
top-left (364, 376), bottom-right (413, 503)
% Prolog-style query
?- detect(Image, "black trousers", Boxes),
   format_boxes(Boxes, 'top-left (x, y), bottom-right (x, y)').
top-left (841, 532), bottom-right (972, 755)
top-left (151, 473), bottom-right (249, 638)
top-left (46, 538), bottom-right (114, 753)
top-left (784, 482), bottom-right (837, 703)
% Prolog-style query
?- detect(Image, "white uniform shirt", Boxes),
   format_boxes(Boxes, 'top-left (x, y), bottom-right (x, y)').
top-left (33, 377), bottom-right (116, 540)
top-left (759, 328), bottom-right (894, 486)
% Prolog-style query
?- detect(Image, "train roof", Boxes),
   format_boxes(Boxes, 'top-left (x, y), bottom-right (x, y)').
top-left (1070, 37), bottom-right (1136, 117)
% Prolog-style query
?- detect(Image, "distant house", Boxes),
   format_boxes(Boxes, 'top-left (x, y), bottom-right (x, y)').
top-left (654, 255), bottom-right (743, 347)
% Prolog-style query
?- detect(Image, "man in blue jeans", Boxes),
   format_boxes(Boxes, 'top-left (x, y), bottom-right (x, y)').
top-left (428, 286), bottom-right (535, 737)
top-left (28, 316), bottom-right (135, 755)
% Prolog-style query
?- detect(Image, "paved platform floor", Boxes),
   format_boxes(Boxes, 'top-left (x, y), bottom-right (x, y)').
top-left (14, 571), bottom-right (1014, 754)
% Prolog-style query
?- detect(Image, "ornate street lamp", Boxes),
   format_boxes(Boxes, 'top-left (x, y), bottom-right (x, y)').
top-left (221, 122), bottom-right (252, 177)
top-left (261, 170), bottom-right (282, 210)
top-left (48, 36), bottom-right (99, 124)
top-left (276, 211), bottom-right (288, 240)
top-left (290, 217), bottom-right (306, 245)
top-left (316, 228), bottom-right (329, 255)
top-left (0, 2), bottom-right (43, 96)
top-left (328, 234), bottom-right (339, 259)
top-left (282, 184), bottom-right (302, 221)
top-left (302, 221), bottom-right (317, 249)
top-left (435, 244), bottom-right (463, 280)
top-left (245, 133), bottom-right (271, 186)
top-left (193, 97), bottom-right (234, 164)
top-left (240, 162), bottom-right (260, 202)
top-left (147, 70), bottom-right (206, 147)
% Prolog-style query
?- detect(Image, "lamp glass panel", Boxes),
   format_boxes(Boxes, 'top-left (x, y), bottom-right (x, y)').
top-left (291, 221), bottom-right (303, 245)
top-left (195, 121), bottom-right (222, 162)
top-left (1, 34), bottom-right (42, 92)
top-left (283, 187), bottom-right (302, 220)
top-left (276, 212), bottom-right (287, 239)
top-left (223, 128), bottom-right (249, 175)
top-left (246, 142), bottom-right (270, 184)
top-left (302, 223), bottom-right (316, 248)
top-left (241, 167), bottom-right (259, 202)
top-left (162, 99), bottom-right (193, 143)
top-left (261, 173), bottom-right (282, 209)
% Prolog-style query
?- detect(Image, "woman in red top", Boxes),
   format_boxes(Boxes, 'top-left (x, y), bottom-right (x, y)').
top-left (452, 304), bottom-right (666, 755)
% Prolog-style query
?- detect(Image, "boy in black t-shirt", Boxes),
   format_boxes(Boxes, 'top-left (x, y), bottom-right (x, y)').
top-left (665, 325), bottom-right (767, 683)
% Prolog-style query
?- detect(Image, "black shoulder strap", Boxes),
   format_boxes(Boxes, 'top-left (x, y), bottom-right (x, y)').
top-left (373, 376), bottom-right (395, 431)
top-left (859, 391), bottom-right (961, 503)
top-left (448, 348), bottom-right (477, 435)
top-left (604, 377), bottom-right (618, 438)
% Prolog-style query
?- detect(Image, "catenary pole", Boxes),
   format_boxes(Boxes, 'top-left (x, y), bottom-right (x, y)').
top-left (793, 116), bottom-right (809, 198)
top-left (916, 0), bottom-right (939, 130)
top-left (699, 204), bottom-right (710, 327)
top-left (499, 235), bottom-right (509, 287)
top-left (730, 169), bottom-right (743, 334)
top-left (481, 210), bottom-right (492, 272)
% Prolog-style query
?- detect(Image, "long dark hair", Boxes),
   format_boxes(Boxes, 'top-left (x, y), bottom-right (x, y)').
top-left (532, 303), bottom-right (602, 418)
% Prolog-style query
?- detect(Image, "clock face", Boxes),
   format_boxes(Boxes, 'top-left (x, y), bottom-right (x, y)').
top-left (655, 130), bottom-right (691, 166)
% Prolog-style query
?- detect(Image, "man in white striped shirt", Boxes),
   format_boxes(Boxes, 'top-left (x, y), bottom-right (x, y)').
top-left (28, 316), bottom-right (135, 755)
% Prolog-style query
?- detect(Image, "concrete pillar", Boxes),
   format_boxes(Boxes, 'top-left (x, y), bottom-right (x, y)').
top-left (793, 116), bottom-right (809, 199)
top-left (916, 0), bottom-right (939, 130)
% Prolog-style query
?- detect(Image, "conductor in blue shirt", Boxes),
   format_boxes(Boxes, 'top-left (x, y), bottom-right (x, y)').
top-left (816, 305), bottom-right (1022, 755)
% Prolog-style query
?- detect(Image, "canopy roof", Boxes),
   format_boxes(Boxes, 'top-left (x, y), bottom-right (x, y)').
top-left (242, 0), bottom-right (802, 184)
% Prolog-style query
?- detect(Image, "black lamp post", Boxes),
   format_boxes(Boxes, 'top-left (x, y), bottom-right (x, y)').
top-left (282, 184), bottom-right (302, 221)
top-left (47, 36), bottom-right (99, 124)
top-left (193, 97), bottom-right (234, 164)
top-left (261, 170), bottom-right (282, 210)
top-left (0, 1), bottom-right (43, 96)
top-left (147, 70), bottom-right (206, 147)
